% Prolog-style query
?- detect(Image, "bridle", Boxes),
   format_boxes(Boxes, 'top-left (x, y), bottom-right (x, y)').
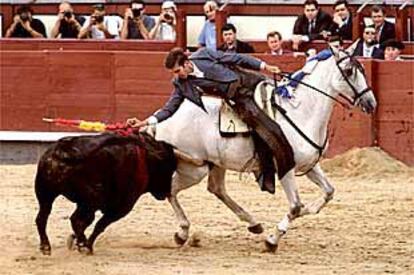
top-left (271, 48), bottom-right (372, 175)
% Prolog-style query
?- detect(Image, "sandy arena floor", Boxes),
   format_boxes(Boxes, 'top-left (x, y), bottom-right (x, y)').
top-left (0, 147), bottom-right (413, 275)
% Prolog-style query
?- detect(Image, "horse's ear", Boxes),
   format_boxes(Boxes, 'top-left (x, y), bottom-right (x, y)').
top-left (345, 39), bottom-right (360, 56)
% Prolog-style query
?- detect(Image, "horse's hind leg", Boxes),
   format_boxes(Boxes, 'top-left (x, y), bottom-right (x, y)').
top-left (300, 164), bottom-right (335, 216)
top-left (207, 165), bottom-right (263, 234)
top-left (69, 205), bottom-right (95, 252)
top-left (35, 191), bottom-right (58, 255)
top-left (168, 163), bottom-right (209, 245)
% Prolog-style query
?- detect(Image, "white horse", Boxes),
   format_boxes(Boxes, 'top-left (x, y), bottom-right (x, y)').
top-left (154, 46), bottom-right (377, 251)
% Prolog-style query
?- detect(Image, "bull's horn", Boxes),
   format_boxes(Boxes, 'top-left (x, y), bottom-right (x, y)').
top-left (173, 149), bottom-right (204, 166)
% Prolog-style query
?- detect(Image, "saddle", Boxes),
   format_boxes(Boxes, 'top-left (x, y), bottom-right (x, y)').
top-left (219, 80), bottom-right (280, 136)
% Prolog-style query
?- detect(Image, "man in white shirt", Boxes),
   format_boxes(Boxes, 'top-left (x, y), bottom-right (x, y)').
top-left (78, 4), bottom-right (120, 39)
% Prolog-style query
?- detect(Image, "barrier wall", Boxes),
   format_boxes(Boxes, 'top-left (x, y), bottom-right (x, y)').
top-left (1, 50), bottom-right (413, 165)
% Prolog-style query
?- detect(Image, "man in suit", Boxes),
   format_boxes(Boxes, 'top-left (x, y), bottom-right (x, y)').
top-left (371, 5), bottom-right (395, 44)
top-left (265, 31), bottom-right (292, 55)
top-left (292, 0), bottom-right (333, 50)
top-left (353, 25), bottom-right (384, 59)
top-left (127, 47), bottom-right (296, 193)
top-left (218, 23), bottom-right (255, 53)
top-left (331, 0), bottom-right (352, 40)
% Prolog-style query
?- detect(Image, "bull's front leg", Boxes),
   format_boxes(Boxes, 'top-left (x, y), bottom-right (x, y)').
top-left (265, 170), bottom-right (302, 252)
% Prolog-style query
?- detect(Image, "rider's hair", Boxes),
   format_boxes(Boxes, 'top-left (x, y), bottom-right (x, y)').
top-left (164, 47), bottom-right (188, 69)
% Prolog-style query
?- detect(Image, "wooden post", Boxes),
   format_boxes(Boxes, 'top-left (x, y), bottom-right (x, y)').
top-left (215, 9), bottom-right (228, 49)
top-left (395, 8), bottom-right (408, 41)
top-left (175, 9), bottom-right (187, 49)
top-left (352, 12), bottom-right (364, 41)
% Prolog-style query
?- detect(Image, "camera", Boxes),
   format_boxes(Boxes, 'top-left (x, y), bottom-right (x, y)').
top-left (19, 12), bottom-right (29, 22)
top-left (163, 13), bottom-right (173, 21)
top-left (92, 15), bottom-right (104, 24)
top-left (64, 11), bottom-right (73, 19)
top-left (132, 8), bottom-right (142, 18)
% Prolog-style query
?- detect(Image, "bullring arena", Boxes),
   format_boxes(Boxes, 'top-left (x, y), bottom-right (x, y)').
top-left (1, 0), bottom-right (413, 274)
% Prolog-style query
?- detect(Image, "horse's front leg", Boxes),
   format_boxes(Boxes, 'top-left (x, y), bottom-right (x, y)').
top-left (207, 165), bottom-right (263, 234)
top-left (300, 163), bottom-right (335, 216)
top-left (168, 163), bottom-right (209, 246)
top-left (265, 170), bottom-right (302, 252)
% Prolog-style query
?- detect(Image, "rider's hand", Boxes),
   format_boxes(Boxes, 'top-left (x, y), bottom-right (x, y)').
top-left (265, 64), bottom-right (281, 74)
top-left (126, 117), bottom-right (146, 128)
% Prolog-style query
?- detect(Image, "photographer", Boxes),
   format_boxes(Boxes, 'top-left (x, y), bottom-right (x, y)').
top-left (5, 5), bottom-right (46, 38)
top-left (51, 1), bottom-right (85, 39)
top-left (121, 0), bottom-right (155, 40)
top-left (148, 1), bottom-right (177, 40)
top-left (78, 4), bottom-right (120, 39)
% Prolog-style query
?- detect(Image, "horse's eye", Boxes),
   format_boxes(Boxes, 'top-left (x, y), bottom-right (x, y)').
top-left (344, 68), bottom-right (353, 77)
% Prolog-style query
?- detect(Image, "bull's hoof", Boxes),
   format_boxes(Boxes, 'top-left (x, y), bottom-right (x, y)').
top-left (174, 233), bottom-right (187, 246)
top-left (78, 245), bottom-right (93, 255)
top-left (264, 239), bottom-right (278, 253)
top-left (39, 244), bottom-right (51, 256)
top-left (248, 223), bottom-right (264, 234)
top-left (66, 234), bottom-right (76, 250)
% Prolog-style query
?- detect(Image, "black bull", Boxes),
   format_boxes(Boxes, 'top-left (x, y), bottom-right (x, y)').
top-left (34, 132), bottom-right (177, 255)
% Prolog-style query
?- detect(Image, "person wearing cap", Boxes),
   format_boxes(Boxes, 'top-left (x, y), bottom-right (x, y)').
top-left (217, 23), bottom-right (254, 53)
top-left (148, 1), bottom-right (177, 40)
top-left (198, 1), bottom-right (218, 50)
top-left (78, 3), bottom-right (120, 39)
top-left (353, 24), bottom-right (384, 59)
top-left (5, 5), bottom-right (46, 38)
top-left (121, 0), bottom-right (155, 40)
top-left (382, 39), bottom-right (405, 61)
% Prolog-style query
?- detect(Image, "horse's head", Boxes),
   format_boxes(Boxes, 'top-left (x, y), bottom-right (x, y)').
top-left (330, 46), bottom-right (377, 114)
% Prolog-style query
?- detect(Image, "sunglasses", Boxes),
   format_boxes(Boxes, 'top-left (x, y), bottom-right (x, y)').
top-left (364, 31), bottom-right (376, 35)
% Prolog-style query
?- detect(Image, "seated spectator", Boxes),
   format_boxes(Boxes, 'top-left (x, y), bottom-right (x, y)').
top-left (198, 0), bottom-right (218, 50)
top-left (79, 4), bottom-right (120, 39)
top-left (5, 5), bottom-right (46, 38)
top-left (382, 39), bottom-right (405, 61)
top-left (149, 1), bottom-right (177, 40)
top-left (217, 23), bottom-right (254, 53)
top-left (353, 25), bottom-right (384, 59)
top-left (330, 0), bottom-right (352, 40)
top-left (265, 31), bottom-right (290, 55)
top-left (292, 0), bottom-right (333, 50)
top-left (371, 5), bottom-right (395, 44)
top-left (121, 0), bottom-right (155, 40)
top-left (51, 1), bottom-right (85, 38)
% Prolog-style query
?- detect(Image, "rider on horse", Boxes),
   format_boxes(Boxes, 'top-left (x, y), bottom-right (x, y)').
top-left (127, 47), bottom-right (295, 193)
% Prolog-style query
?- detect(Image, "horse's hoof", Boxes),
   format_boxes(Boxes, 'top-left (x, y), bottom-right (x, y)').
top-left (174, 233), bottom-right (187, 246)
top-left (78, 245), bottom-right (93, 255)
top-left (248, 223), bottom-right (264, 234)
top-left (264, 239), bottom-right (278, 253)
top-left (66, 234), bottom-right (76, 250)
top-left (40, 244), bottom-right (51, 256)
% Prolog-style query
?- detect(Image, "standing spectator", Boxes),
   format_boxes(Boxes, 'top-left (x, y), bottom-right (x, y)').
top-left (5, 5), bottom-right (46, 38)
top-left (198, 0), bottom-right (218, 50)
top-left (292, 0), bottom-right (333, 50)
top-left (382, 39), bottom-right (405, 61)
top-left (330, 0), bottom-right (352, 40)
top-left (149, 1), bottom-right (177, 40)
top-left (371, 5), bottom-right (395, 44)
top-left (51, 1), bottom-right (85, 38)
top-left (78, 4), bottom-right (120, 39)
top-left (217, 23), bottom-right (254, 53)
top-left (265, 31), bottom-right (290, 55)
top-left (353, 25), bottom-right (384, 59)
top-left (121, 0), bottom-right (155, 40)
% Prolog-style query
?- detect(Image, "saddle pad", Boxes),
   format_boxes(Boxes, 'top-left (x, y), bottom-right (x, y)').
top-left (219, 81), bottom-right (276, 135)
